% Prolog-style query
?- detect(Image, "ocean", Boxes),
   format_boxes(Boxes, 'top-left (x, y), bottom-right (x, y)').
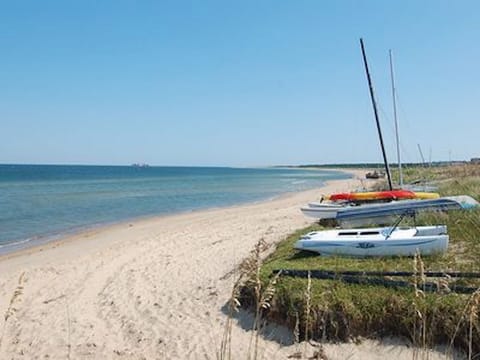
top-left (0, 164), bottom-right (350, 253)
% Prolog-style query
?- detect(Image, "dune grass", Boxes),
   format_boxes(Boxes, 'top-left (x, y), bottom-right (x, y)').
top-left (235, 164), bottom-right (480, 357)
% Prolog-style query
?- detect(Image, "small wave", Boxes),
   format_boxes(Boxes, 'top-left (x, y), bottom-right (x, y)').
top-left (0, 237), bottom-right (33, 249)
top-left (291, 180), bottom-right (307, 185)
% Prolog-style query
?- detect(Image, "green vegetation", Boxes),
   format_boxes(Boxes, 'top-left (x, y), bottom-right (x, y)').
top-left (237, 164), bottom-right (480, 357)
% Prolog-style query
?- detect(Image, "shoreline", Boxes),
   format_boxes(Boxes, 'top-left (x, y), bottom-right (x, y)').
top-left (3, 167), bottom-right (442, 359)
top-left (0, 167), bottom-right (360, 262)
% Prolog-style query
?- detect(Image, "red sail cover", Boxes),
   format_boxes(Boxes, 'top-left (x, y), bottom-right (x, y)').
top-left (327, 190), bottom-right (418, 202)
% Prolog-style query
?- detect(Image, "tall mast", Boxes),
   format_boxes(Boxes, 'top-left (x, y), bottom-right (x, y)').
top-left (360, 38), bottom-right (393, 190)
top-left (389, 49), bottom-right (403, 187)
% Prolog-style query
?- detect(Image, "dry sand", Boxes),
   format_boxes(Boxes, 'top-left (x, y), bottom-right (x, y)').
top-left (0, 169), bottom-right (460, 359)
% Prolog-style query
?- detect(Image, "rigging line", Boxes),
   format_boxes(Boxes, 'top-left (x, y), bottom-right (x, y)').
top-left (372, 82), bottom-right (412, 168)
top-left (390, 89), bottom-right (417, 162)
top-left (463, 216), bottom-right (480, 233)
top-left (359, 62), bottom-right (397, 165)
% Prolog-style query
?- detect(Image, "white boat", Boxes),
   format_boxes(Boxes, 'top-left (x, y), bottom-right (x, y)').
top-left (300, 203), bottom-right (345, 219)
top-left (336, 195), bottom-right (479, 227)
top-left (294, 225), bottom-right (448, 257)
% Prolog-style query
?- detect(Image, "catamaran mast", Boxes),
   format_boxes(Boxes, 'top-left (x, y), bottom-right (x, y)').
top-left (389, 50), bottom-right (403, 187)
top-left (360, 38), bottom-right (393, 190)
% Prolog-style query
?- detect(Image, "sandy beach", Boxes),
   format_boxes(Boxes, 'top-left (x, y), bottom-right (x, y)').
top-left (0, 169), bottom-right (456, 359)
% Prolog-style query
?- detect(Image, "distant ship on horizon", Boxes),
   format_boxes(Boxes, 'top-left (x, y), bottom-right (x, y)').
top-left (131, 163), bottom-right (150, 168)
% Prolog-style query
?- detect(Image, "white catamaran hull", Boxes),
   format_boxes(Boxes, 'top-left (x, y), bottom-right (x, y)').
top-left (335, 195), bottom-right (479, 227)
top-left (300, 203), bottom-right (345, 219)
top-left (294, 225), bottom-right (448, 257)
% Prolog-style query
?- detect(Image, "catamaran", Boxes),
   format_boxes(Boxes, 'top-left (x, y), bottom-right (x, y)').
top-left (294, 225), bottom-right (448, 257)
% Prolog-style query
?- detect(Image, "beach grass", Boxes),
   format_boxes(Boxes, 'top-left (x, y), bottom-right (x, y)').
top-left (236, 164), bottom-right (480, 357)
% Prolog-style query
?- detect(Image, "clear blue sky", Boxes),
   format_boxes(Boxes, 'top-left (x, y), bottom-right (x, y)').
top-left (1, 1), bottom-right (478, 166)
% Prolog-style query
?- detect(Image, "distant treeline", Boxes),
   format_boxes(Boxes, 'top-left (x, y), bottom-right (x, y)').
top-left (276, 161), bottom-right (470, 169)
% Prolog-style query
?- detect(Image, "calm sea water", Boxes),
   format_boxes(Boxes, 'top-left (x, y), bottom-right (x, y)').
top-left (0, 164), bottom-right (350, 253)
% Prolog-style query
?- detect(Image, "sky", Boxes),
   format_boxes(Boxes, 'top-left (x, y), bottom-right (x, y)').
top-left (0, 1), bottom-right (479, 167)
